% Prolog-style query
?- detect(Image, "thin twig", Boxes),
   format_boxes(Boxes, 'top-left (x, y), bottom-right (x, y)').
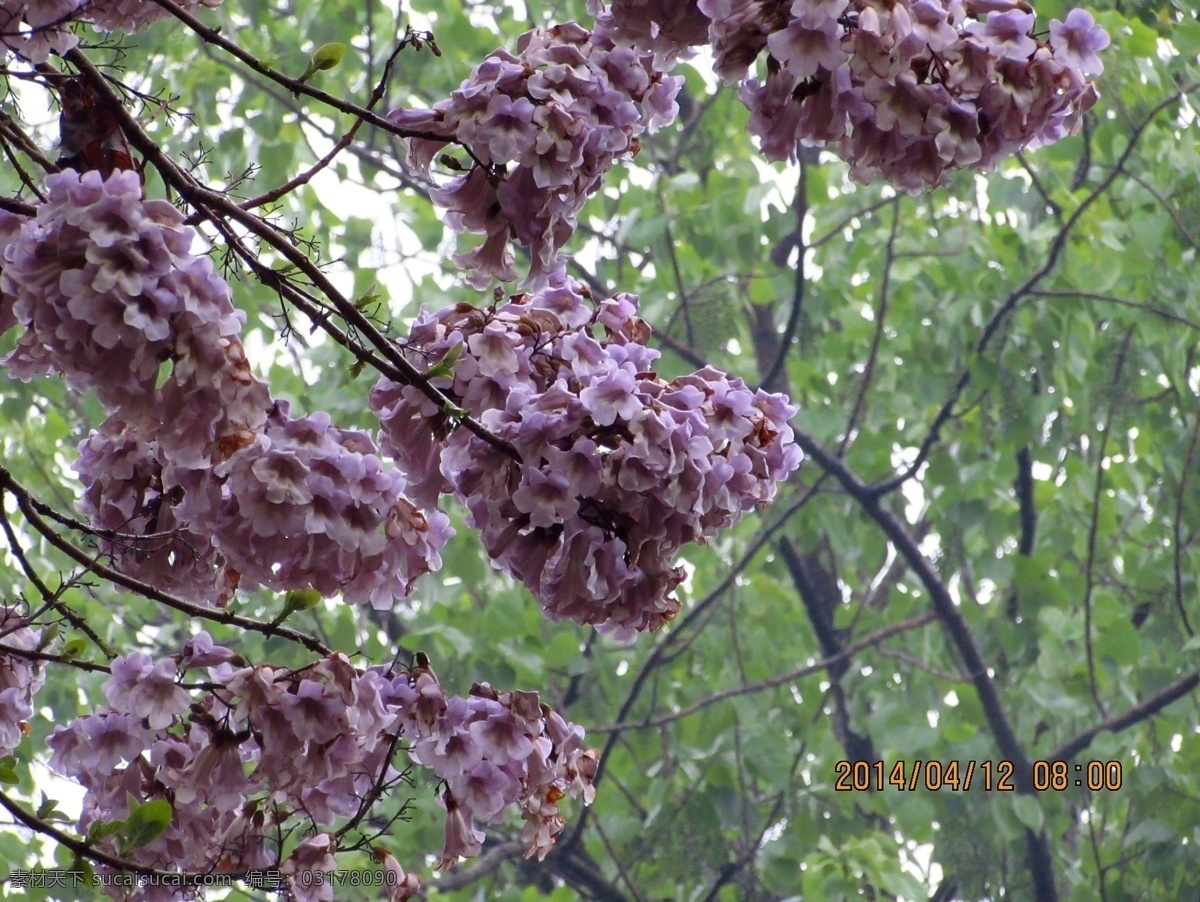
top-left (0, 790), bottom-right (203, 880)
top-left (1120, 166), bottom-right (1199, 249)
top-left (870, 80), bottom-right (1200, 499)
top-left (1173, 399), bottom-right (1200, 636)
top-left (759, 157), bottom-right (809, 392)
top-left (0, 495), bottom-right (117, 659)
top-left (587, 612), bottom-right (936, 733)
top-left (1028, 289), bottom-right (1200, 332)
top-left (0, 468), bottom-right (332, 657)
top-left (1049, 665), bottom-right (1200, 762)
top-left (1081, 327), bottom-right (1135, 716)
top-left (838, 197), bottom-right (899, 456)
top-left (235, 31), bottom-right (416, 213)
top-left (142, 0), bottom-right (460, 148)
top-left (66, 49), bottom-right (520, 464)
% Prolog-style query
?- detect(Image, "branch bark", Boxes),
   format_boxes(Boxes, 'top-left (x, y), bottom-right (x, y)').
top-left (789, 425), bottom-right (1059, 900)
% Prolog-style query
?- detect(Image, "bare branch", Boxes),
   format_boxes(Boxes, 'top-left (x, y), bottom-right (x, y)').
top-left (587, 612), bottom-right (936, 733)
top-left (870, 80), bottom-right (1200, 499)
top-left (1050, 666), bottom-right (1200, 763)
top-left (0, 467), bottom-right (332, 657)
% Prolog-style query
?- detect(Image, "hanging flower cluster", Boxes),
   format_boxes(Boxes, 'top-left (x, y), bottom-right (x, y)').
top-left (1, 170), bottom-right (270, 464)
top-left (74, 407), bottom-right (452, 608)
top-left (400, 660), bottom-right (599, 866)
top-left (0, 606), bottom-right (44, 758)
top-left (388, 22), bottom-right (681, 287)
top-left (44, 639), bottom-right (594, 896)
top-left (590, 0), bottom-right (1108, 190)
top-left (83, 0), bottom-right (222, 35)
top-left (1, 170), bottom-right (450, 608)
top-left (73, 417), bottom-right (231, 606)
top-left (0, 0), bottom-right (222, 63)
top-left (586, 0), bottom-right (710, 67)
top-left (371, 271), bottom-right (802, 638)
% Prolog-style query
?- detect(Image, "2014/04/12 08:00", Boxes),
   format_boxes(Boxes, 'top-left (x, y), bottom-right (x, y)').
top-left (834, 759), bottom-right (1124, 792)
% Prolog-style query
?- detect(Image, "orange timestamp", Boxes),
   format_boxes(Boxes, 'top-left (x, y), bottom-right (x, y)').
top-left (835, 759), bottom-right (1014, 792)
top-left (834, 759), bottom-right (1124, 792)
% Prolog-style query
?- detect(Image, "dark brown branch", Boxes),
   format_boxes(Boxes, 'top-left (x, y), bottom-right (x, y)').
top-left (1015, 150), bottom-right (1064, 221)
top-left (1173, 400), bottom-right (1200, 636)
top-left (0, 468), bottom-right (332, 657)
top-left (807, 194), bottom-right (894, 250)
top-left (0, 107), bottom-right (58, 175)
top-left (661, 215), bottom-right (695, 350)
top-left (788, 425), bottom-right (1058, 900)
top-left (0, 194), bottom-right (37, 216)
top-left (562, 479), bottom-right (829, 852)
top-left (143, 0), bottom-right (458, 148)
top-left (1006, 444), bottom-right (1037, 621)
top-left (1120, 166), bottom-right (1199, 249)
top-left (759, 156), bottom-right (809, 393)
top-left (65, 49), bottom-right (520, 464)
top-left (588, 612), bottom-right (935, 733)
top-left (1050, 666), bottom-right (1200, 762)
top-left (0, 642), bottom-right (118, 675)
top-left (0, 492), bottom-right (117, 659)
top-left (1082, 327), bottom-right (1135, 715)
top-left (0, 790), bottom-right (196, 880)
top-left (426, 841), bottom-right (525, 892)
top-left (1028, 289), bottom-right (1200, 333)
top-left (837, 197), bottom-right (899, 456)
top-left (234, 29), bottom-right (417, 214)
top-left (870, 80), bottom-right (1200, 499)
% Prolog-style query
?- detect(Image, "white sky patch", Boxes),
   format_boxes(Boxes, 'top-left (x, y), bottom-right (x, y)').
top-left (677, 557), bottom-right (697, 597)
top-left (903, 840), bottom-right (942, 899)
top-left (760, 817), bottom-right (787, 844)
top-left (900, 472), bottom-right (925, 526)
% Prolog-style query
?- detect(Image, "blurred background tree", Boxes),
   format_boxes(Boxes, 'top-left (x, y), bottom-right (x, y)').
top-left (1, 1), bottom-right (1199, 900)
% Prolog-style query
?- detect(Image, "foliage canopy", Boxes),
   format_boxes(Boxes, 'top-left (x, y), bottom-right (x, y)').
top-left (1, 0), bottom-right (1199, 900)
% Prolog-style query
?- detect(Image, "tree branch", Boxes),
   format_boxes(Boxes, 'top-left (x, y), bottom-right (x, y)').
top-left (788, 424), bottom-right (1059, 900)
top-left (0, 468), bottom-right (332, 657)
top-left (759, 156), bottom-right (808, 394)
top-left (869, 80), bottom-right (1200, 499)
top-left (1050, 666), bottom-right (1200, 763)
top-left (65, 48), bottom-right (522, 464)
top-left (587, 612), bottom-right (935, 733)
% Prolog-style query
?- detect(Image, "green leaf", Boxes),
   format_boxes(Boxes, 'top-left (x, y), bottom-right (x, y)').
top-left (1012, 795), bottom-right (1044, 833)
top-left (543, 631), bottom-right (583, 669)
top-left (124, 799), bottom-right (174, 849)
top-left (425, 342), bottom-right (463, 381)
top-left (284, 588), bottom-right (323, 613)
top-left (36, 792), bottom-right (63, 821)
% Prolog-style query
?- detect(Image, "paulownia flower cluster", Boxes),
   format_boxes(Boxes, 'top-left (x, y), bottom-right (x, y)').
top-left (43, 638), bottom-right (593, 900)
top-left (1, 171), bottom-right (452, 609)
top-left (371, 271), bottom-right (803, 639)
top-left (590, 0), bottom-right (1108, 190)
top-left (0, 0), bottom-right (222, 63)
top-left (388, 22), bottom-right (681, 287)
top-left (0, 606), bottom-right (44, 758)
top-left (0, 0), bottom-right (1107, 892)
